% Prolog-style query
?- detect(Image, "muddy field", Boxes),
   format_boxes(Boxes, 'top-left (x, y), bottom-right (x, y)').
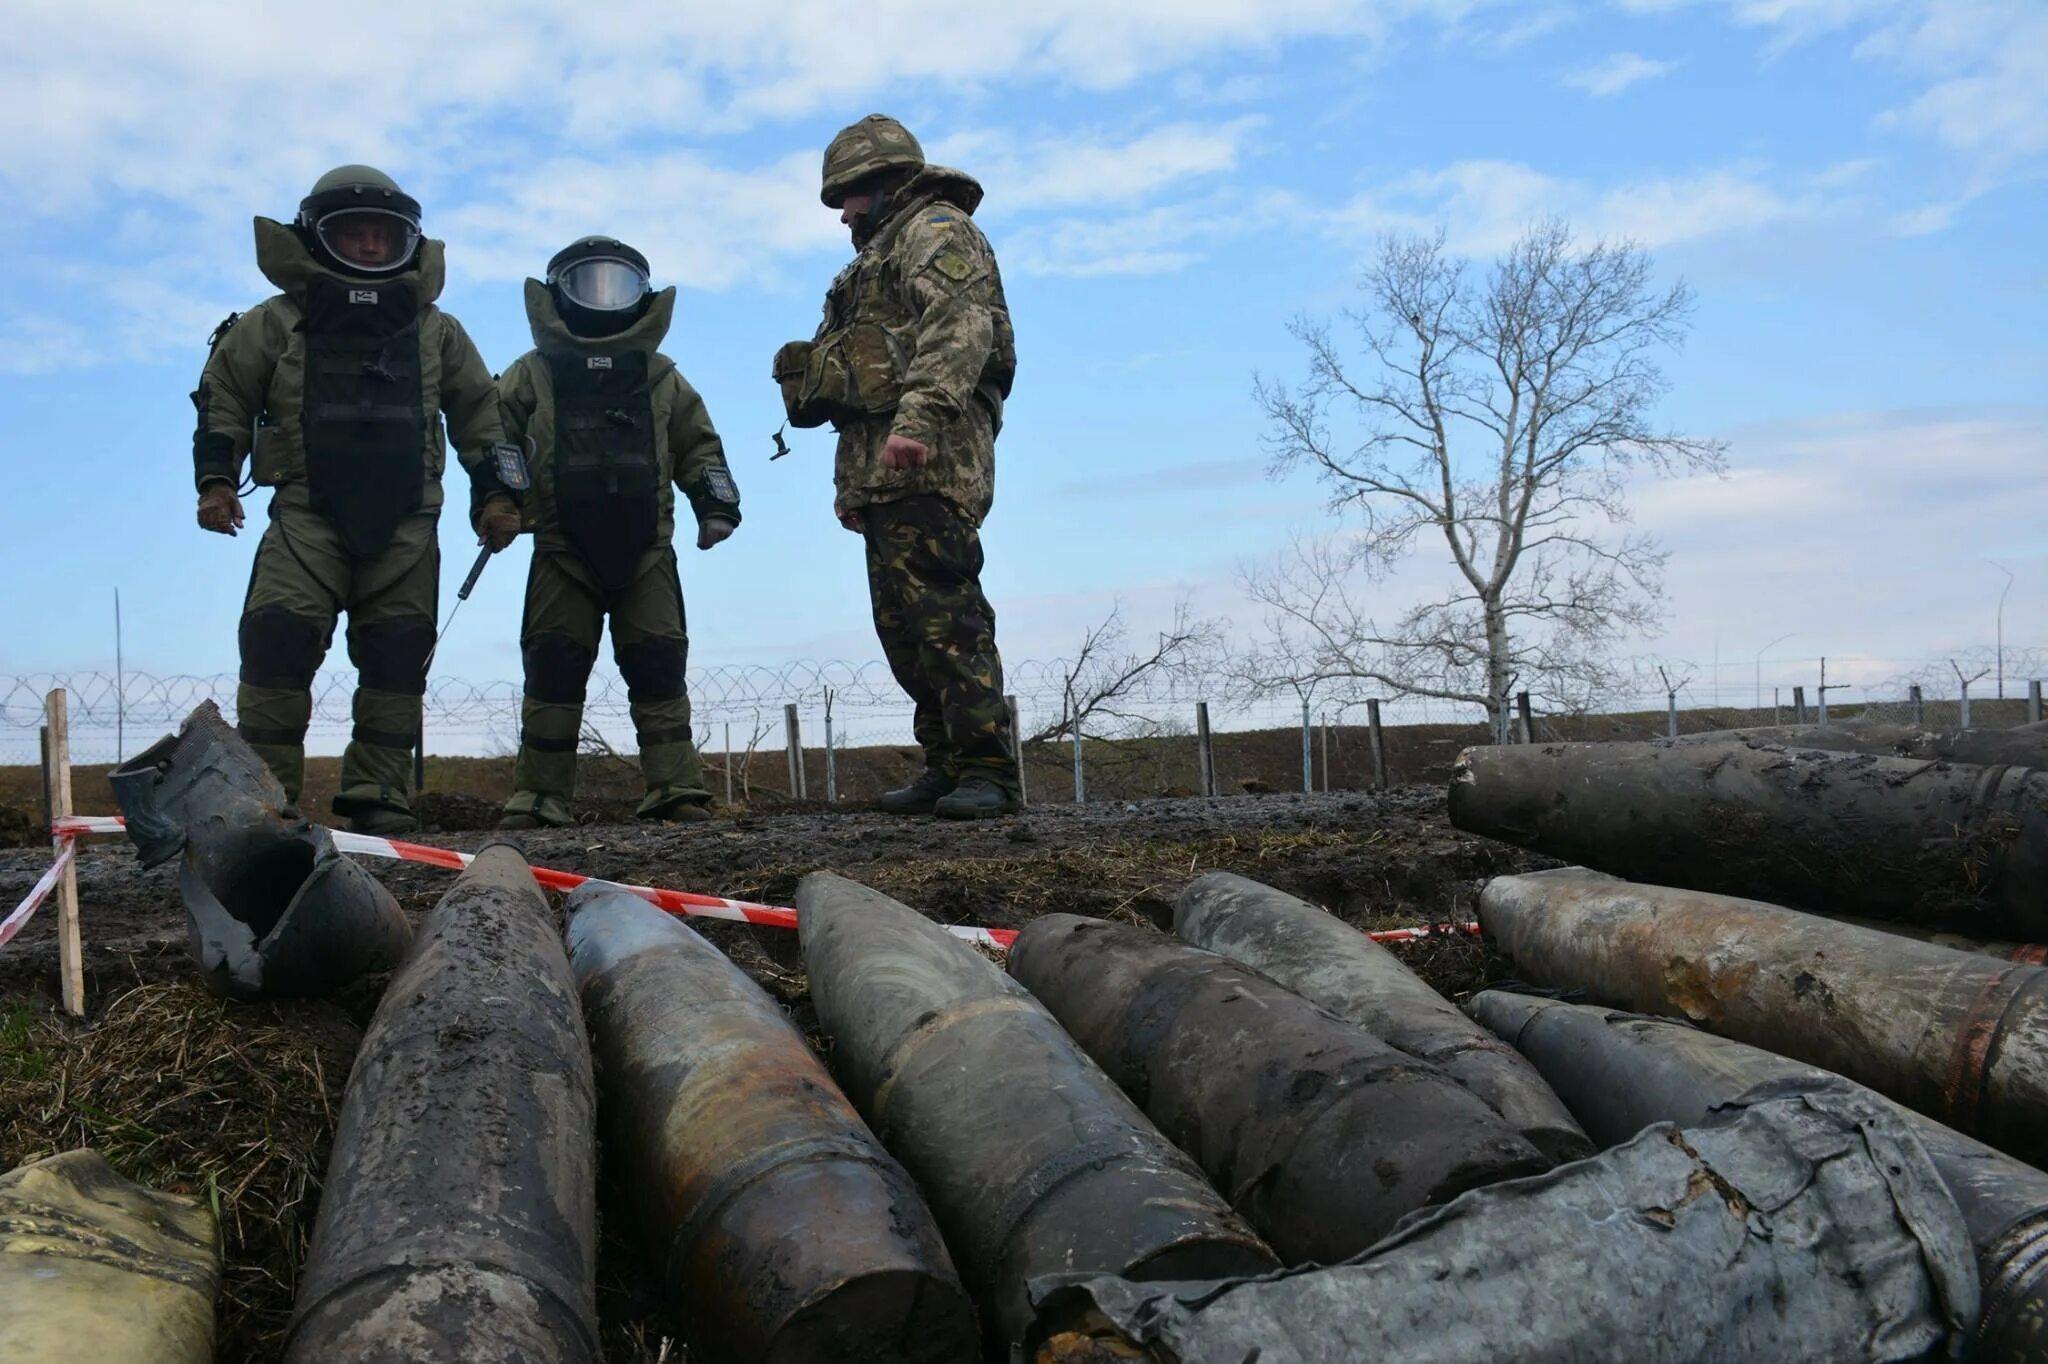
top-left (0, 785), bottom-right (1550, 1361)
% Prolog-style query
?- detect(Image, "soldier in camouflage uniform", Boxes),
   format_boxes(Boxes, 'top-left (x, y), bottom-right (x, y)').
top-left (496, 237), bottom-right (742, 829)
top-left (191, 165), bottom-right (520, 835)
top-left (774, 114), bottom-right (1020, 818)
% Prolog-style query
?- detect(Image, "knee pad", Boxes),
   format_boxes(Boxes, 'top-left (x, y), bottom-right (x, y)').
top-left (616, 636), bottom-right (686, 703)
top-left (238, 607), bottom-right (327, 690)
top-left (351, 616), bottom-right (435, 695)
top-left (524, 633), bottom-right (596, 704)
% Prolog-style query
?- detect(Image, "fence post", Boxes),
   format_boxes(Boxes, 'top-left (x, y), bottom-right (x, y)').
top-left (1773, 686), bottom-right (1781, 727)
top-left (1516, 691), bottom-right (1533, 745)
top-left (1909, 685), bottom-right (1924, 726)
top-left (1793, 686), bottom-right (1807, 724)
top-left (1300, 699), bottom-right (1312, 794)
top-left (2031, 681), bottom-right (2042, 726)
top-left (784, 703), bottom-right (805, 799)
top-left (823, 689), bottom-right (837, 804)
top-left (1666, 688), bottom-right (1678, 739)
top-left (1195, 701), bottom-right (1215, 798)
top-left (1320, 715), bottom-right (1331, 791)
top-left (43, 690), bottom-right (85, 1017)
top-left (1960, 680), bottom-right (1973, 731)
top-left (1367, 698), bottom-right (1388, 790)
top-left (38, 726), bottom-right (52, 844)
top-left (1007, 694), bottom-right (1026, 807)
top-left (723, 721), bottom-right (733, 805)
top-left (1071, 724), bottom-right (1084, 805)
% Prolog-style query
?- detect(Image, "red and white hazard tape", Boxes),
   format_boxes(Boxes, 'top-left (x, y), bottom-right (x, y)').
top-left (44, 815), bottom-right (1478, 951)
top-left (1, 837), bottom-right (76, 949)
top-left (52, 815), bottom-right (1018, 950)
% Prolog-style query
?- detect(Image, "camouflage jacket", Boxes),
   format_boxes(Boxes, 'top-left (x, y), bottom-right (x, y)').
top-left (190, 218), bottom-right (504, 522)
top-left (815, 166), bottom-right (1016, 526)
top-left (498, 280), bottom-right (740, 560)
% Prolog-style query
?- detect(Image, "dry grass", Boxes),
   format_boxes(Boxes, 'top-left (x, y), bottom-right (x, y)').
top-left (0, 982), bottom-right (356, 1362)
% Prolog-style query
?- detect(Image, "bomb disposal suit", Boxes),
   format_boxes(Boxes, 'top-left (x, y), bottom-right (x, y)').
top-left (190, 166), bottom-right (517, 833)
top-left (496, 238), bottom-right (741, 828)
top-left (774, 113), bottom-right (1020, 818)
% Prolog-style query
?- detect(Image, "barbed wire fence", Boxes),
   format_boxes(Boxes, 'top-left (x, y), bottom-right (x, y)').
top-left (7, 643), bottom-right (2046, 802)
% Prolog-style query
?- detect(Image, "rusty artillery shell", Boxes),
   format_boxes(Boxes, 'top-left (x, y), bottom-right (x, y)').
top-left (797, 872), bottom-right (1276, 1348)
top-left (566, 885), bottom-right (978, 1363)
top-left (1449, 738), bottom-right (2048, 936)
top-left (1479, 868), bottom-right (2048, 1167)
top-left (1175, 871), bottom-right (1591, 1162)
top-left (1671, 719), bottom-right (2048, 771)
top-left (287, 843), bottom-right (597, 1364)
top-left (1471, 990), bottom-right (2048, 1364)
top-left (1009, 913), bottom-right (1552, 1265)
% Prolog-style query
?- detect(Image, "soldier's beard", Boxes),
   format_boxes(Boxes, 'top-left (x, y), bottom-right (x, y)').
top-left (848, 190), bottom-right (892, 249)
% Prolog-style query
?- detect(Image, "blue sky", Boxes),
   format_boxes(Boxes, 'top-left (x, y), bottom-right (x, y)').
top-left (3, 0), bottom-right (2044, 735)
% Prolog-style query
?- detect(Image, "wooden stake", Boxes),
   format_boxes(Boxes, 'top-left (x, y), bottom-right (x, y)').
top-left (43, 689), bottom-right (85, 1016)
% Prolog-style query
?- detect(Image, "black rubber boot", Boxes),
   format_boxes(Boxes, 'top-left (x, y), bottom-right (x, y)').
top-left (879, 768), bottom-right (957, 815)
top-left (933, 776), bottom-right (1018, 820)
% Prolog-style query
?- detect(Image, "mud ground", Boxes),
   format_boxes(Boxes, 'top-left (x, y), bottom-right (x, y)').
top-left (0, 785), bottom-right (1552, 1361)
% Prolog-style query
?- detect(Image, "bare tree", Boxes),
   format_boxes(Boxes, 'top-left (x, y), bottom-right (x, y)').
top-left (1246, 221), bottom-right (1726, 741)
top-left (1027, 598), bottom-right (1222, 745)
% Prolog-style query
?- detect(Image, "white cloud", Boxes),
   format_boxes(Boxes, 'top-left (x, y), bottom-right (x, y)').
top-left (1331, 159), bottom-right (1820, 254)
top-left (1622, 1), bottom-right (2048, 172)
top-left (0, 0), bottom-right (1501, 368)
top-left (929, 119), bottom-right (1260, 211)
top-left (1631, 406), bottom-right (2048, 669)
top-left (1562, 51), bottom-right (1678, 95)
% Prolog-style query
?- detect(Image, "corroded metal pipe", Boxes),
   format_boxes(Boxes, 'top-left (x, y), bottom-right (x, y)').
top-left (1479, 868), bottom-right (2048, 1167)
top-left (1174, 871), bottom-right (1590, 1162)
top-left (1009, 913), bottom-right (1551, 1265)
top-left (1470, 991), bottom-right (2048, 1364)
top-left (797, 872), bottom-right (1276, 1347)
top-left (1450, 738), bottom-right (2048, 935)
top-left (288, 843), bottom-right (597, 1363)
top-left (567, 885), bottom-right (978, 1363)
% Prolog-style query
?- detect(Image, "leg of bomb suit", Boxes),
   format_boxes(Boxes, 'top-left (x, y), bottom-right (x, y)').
top-left (863, 495), bottom-right (1017, 792)
top-left (331, 512), bottom-right (439, 822)
top-left (611, 548), bottom-right (710, 817)
top-left (505, 549), bottom-right (603, 827)
top-left (235, 504), bottom-right (344, 805)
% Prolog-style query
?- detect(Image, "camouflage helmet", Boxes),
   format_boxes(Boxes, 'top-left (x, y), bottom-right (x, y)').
top-left (820, 114), bottom-right (924, 207)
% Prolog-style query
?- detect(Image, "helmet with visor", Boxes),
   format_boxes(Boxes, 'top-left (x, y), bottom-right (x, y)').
top-left (297, 164), bottom-right (422, 275)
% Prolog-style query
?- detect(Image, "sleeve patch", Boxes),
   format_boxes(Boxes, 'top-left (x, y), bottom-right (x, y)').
top-left (925, 213), bottom-right (955, 225)
top-left (930, 248), bottom-right (975, 282)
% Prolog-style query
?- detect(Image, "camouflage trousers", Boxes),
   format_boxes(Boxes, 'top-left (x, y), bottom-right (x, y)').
top-left (505, 546), bottom-right (709, 825)
top-left (235, 501), bottom-right (438, 819)
top-left (863, 494), bottom-right (1017, 791)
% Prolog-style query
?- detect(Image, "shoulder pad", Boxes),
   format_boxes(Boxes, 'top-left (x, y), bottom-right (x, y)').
top-left (205, 311), bottom-right (242, 351)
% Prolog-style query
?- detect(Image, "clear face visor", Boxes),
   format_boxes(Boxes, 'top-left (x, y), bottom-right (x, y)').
top-left (555, 257), bottom-right (649, 311)
top-left (314, 207), bottom-right (420, 273)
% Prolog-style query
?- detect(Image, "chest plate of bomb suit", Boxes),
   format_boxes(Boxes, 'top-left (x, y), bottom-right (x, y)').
top-left (548, 349), bottom-right (658, 593)
top-left (299, 278), bottom-right (427, 558)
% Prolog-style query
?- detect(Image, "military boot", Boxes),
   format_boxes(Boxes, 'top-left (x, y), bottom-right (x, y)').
top-left (499, 792), bottom-right (572, 830)
top-left (934, 776), bottom-right (1017, 820)
top-left (350, 807), bottom-right (420, 837)
top-left (879, 768), bottom-right (956, 815)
